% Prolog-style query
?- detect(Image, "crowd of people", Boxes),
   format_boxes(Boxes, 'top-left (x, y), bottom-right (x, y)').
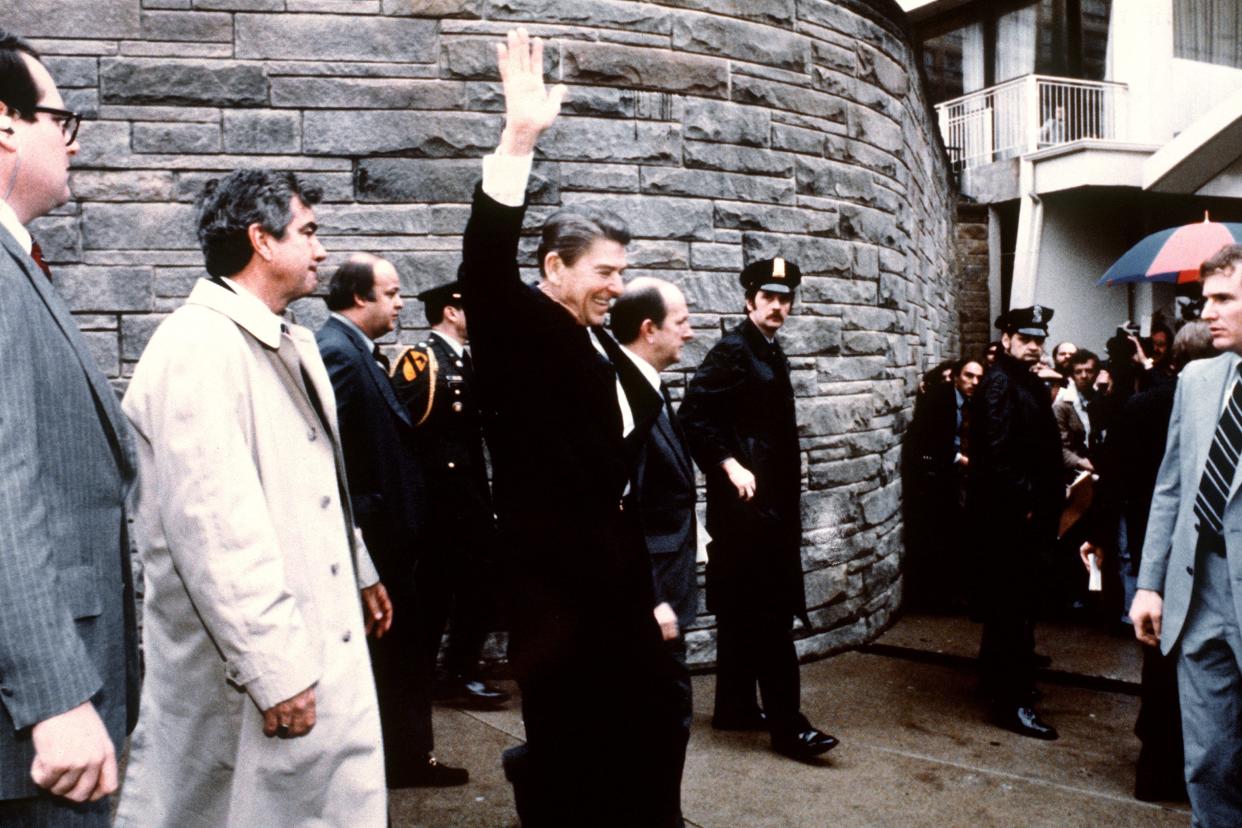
top-left (905, 279), bottom-right (1242, 821)
top-left (0, 28), bottom-right (841, 828)
top-left (3, 20), bottom-right (1242, 828)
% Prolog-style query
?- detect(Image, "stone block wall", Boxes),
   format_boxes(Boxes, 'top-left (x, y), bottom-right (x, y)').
top-left (7, 0), bottom-right (959, 667)
top-left (956, 202), bottom-right (991, 362)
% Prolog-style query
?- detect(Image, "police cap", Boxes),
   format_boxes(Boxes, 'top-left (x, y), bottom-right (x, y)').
top-left (416, 280), bottom-right (464, 308)
top-left (740, 257), bottom-right (801, 295)
top-left (995, 304), bottom-right (1054, 337)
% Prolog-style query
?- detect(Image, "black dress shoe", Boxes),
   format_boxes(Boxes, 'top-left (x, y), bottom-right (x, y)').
top-left (995, 705), bottom-right (1059, 740)
top-left (772, 728), bottom-right (839, 761)
top-left (711, 710), bottom-right (767, 731)
top-left (435, 677), bottom-right (511, 708)
top-left (389, 755), bottom-right (470, 788)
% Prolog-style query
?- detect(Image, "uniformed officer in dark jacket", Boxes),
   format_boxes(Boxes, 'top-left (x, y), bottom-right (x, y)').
top-left (968, 305), bottom-right (1065, 740)
top-left (390, 279), bottom-right (510, 708)
top-left (679, 257), bottom-right (838, 763)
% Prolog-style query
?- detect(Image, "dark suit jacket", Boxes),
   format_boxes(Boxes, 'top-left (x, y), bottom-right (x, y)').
top-left (629, 372), bottom-right (699, 634)
top-left (906, 381), bottom-right (962, 480)
top-left (0, 226), bottom-right (139, 799)
top-left (316, 315), bottom-right (425, 590)
top-left (460, 186), bottom-right (667, 680)
top-left (679, 319), bottom-right (805, 618)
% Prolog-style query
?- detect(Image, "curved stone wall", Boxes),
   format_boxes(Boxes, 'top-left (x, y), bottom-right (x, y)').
top-left (13, 0), bottom-right (958, 667)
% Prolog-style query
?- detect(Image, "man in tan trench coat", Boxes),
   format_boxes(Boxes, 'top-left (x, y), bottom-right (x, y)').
top-left (115, 170), bottom-right (392, 827)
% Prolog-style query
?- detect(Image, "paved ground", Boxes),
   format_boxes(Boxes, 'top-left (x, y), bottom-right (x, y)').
top-left (392, 613), bottom-right (1191, 827)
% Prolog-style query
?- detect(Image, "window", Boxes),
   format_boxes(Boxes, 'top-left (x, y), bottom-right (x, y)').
top-left (1174, 0), bottom-right (1242, 69)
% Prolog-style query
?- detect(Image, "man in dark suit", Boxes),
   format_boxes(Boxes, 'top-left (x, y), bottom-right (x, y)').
top-left (0, 32), bottom-right (140, 824)
top-left (390, 280), bottom-right (509, 708)
top-left (459, 29), bottom-right (683, 826)
top-left (679, 258), bottom-right (838, 763)
top-left (904, 357), bottom-right (982, 609)
top-left (610, 276), bottom-right (698, 823)
top-left (968, 305), bottom-right (1064, 740)
top-left (316, 254), bottom-right (467, 787)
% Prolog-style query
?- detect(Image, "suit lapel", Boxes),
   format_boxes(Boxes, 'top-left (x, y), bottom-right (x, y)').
top-left (0, 229), bottom-right (135, 478)
top-left (331, 317), bottom-right (412, 428)
top-left (655, 406), bottom-right (695, 483)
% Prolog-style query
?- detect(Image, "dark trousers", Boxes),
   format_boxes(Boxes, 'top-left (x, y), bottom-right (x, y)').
top-left (506, 654), bottom-right (686, 828)
top-left (370, 579), bottom-right (434, 768)
top-left (1135, 643), bottom-right (1185, 800)
top-left (0, 794), bottom-right (110, 827)
top-left (714, 611), bottom-right (806, 737)
top-left (978, 608), bottom-right (1036, 705)
top-left (421, 532), bottom-right (497, 681)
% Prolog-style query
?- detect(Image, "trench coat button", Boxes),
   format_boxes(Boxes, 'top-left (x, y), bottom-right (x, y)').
top-left (320, 495), bottom-right (331, 509)
top-left (330, 563), bottom-right (339, 576)
top-left (1187, 565), bottom-right (1194, 575)
top-left (455, 359), bottom-right (463, 368)
top-left (342, 630), bottom-right (352, 643)
top-left (307, 428), bottom-right (317, 442)
top-left (452, 402), bottom-right (463, 413)
top-left (447, 461), bottom-right (455, 469)
top-left (454, 388), bottom-right (461, 396)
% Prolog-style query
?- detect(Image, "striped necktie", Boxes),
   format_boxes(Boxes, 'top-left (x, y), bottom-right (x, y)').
top-left (1194, 365), bottom-right (1242, 537)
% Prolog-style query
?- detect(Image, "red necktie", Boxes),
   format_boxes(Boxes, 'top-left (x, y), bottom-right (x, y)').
top-left (30, 240), bottom-right (53, 282)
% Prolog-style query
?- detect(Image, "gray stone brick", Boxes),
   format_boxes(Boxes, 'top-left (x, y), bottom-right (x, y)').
top-left (121, 315), bottom-right (168, 361)
top-left (779, 315), bottom-right (841, 355)
top-left (561, 162), bottom-right (639, 193)
top-left (222, 111), bottom-right (300, 154)
top-left (133, 122), bottom-right (220, 154)
top-left (272, 77), bottom-right (465, 110)
top-left (683, 142), bottom-right (794, 177)
top-left (715, 201), bottom-right (837, 235)
top-left (27, 215), bottom-right (81, 262)
top-left (682, 99), bottom-right (769, 147)
top-left (55, 266), bottom-right (156, 312)
top-left (100, 58), bottom-right (268, 106)
top-left (303, 110), bottom-right (500, 156)
top-left (70, 171), bottom-right (175, 202)
top-left (626, 240), bottom-right (689, 269)
top-left (856, 42), bottom-right (909, 97)
top-left (540, 120), bottom-right (680, 165)
top-left (394, 0), bottom-right (482, 14)
top-left (356, 158), bottom-right (480, 203)
top-left (316, 205), bottom-right (430, 236)
top-left (796, 156), bottom-right (874, 201)
top-left (672, 11), bottom-right (809, 73)
top-left (71, 314), bottom-right (119, 331)
top-left (849, 105), bottom-right (904, 154)
top-left (235, 13), bottom-right (436, 62)
top-left (194, 0), bottom-right (283, 8)
top-left (743, 233), bottom-right (853, 276)
top-left (641, 167), bottom-right (793, 204)
top-left (5, 1), bottom-right (140, 38)
top-left (287, 0), bottom-right (380, 11)
top-left (689, 243), bottom-right (742, 272)
top-left (81, 203), bottom-right (198, 250)
top-left (386, 251), bottom-right (461, 294)
top-left (482, 0), bottom-right (670, 33)
top-left (141, 10), bottom-right (232, 42)
top-left (560, 194), bottom-right (712, 241)
top-left (656, 0), bottom-right (793, 26)
top-left (797, 394), bottom-right (873, 437)
top-left (801, 276), bottom-right (876, 305)
top-left (562, 42), bottom-right (728, 99)
top-left (732, 75), bottom-right (847, 123)
top-left (44, 57), bottom-right (98, 89)
top-left (440, 37), bottom-right (557, 80)
top-left (772, 123), bottom-right (824, 156)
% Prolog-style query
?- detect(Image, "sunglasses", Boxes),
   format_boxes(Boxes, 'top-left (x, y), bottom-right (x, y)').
top-left (33, 106), bottom-right (81, 146)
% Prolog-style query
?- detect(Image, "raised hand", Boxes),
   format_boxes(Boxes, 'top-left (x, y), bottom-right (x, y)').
top-left (496, 28), bottom-right (567, 156)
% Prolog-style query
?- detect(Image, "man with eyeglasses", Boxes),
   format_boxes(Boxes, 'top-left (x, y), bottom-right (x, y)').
top-left (0, 30), bottom-right (138, 826)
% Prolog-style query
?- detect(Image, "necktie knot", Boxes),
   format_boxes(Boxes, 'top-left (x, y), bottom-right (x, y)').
top-left (30, 240), bottom-right (53, 282)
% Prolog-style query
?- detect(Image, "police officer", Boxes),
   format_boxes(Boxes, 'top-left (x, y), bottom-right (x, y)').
top-left (391, 280), bottom-right (509, 708)
top-left (679, 257), bottom-right (838, 763)
top-left (968, 305), bottom-right (1065, 739)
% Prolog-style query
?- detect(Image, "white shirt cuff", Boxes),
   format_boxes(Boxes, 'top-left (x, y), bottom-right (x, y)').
top-left (481, 151), bottom-right (533, 207)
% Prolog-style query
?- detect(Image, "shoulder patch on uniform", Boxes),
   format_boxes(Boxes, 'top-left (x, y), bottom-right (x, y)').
top-left (390, 344), bottom-right (438, 427)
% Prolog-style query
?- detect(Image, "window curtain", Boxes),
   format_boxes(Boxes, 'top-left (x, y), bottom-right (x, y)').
top-left (996, 6), bottom-right (1038, 82)
top-left (1174, 0), bottom-right (1242, 69)
top-left (961, 22), bottom-right (986, 93)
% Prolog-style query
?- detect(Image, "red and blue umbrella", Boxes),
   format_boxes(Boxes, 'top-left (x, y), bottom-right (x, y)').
top-left (1097, 218), bottom-right (1242, 285)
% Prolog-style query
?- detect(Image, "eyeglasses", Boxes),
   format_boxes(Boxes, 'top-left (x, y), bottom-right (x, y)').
top-left (33, 106), bottom-right (81, 146)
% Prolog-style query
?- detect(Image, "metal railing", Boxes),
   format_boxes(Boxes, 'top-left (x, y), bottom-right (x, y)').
top-left (936, 75), bottom-right (1128, 170)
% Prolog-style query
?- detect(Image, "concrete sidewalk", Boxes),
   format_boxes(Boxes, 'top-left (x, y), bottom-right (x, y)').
top-left (392, 615), bottom-right (1192, 827)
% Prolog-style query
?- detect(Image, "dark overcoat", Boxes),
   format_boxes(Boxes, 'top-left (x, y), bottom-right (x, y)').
top-left (967, 351), bottom-right (1065, 608)
top-left (679, 319), bottom-right (805, 618)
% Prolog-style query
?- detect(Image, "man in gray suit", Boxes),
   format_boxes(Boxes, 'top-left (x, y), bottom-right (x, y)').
top-left (610, 276), bottom-right (698, 825)
top-left (0, 31), bottom-right (139, 824)
top-left (1132, 244), bottom-right (1242, 826)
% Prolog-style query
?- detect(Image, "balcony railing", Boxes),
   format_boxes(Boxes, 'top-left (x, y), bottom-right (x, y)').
top-left (935, 75), bottom-right (1129, 171)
